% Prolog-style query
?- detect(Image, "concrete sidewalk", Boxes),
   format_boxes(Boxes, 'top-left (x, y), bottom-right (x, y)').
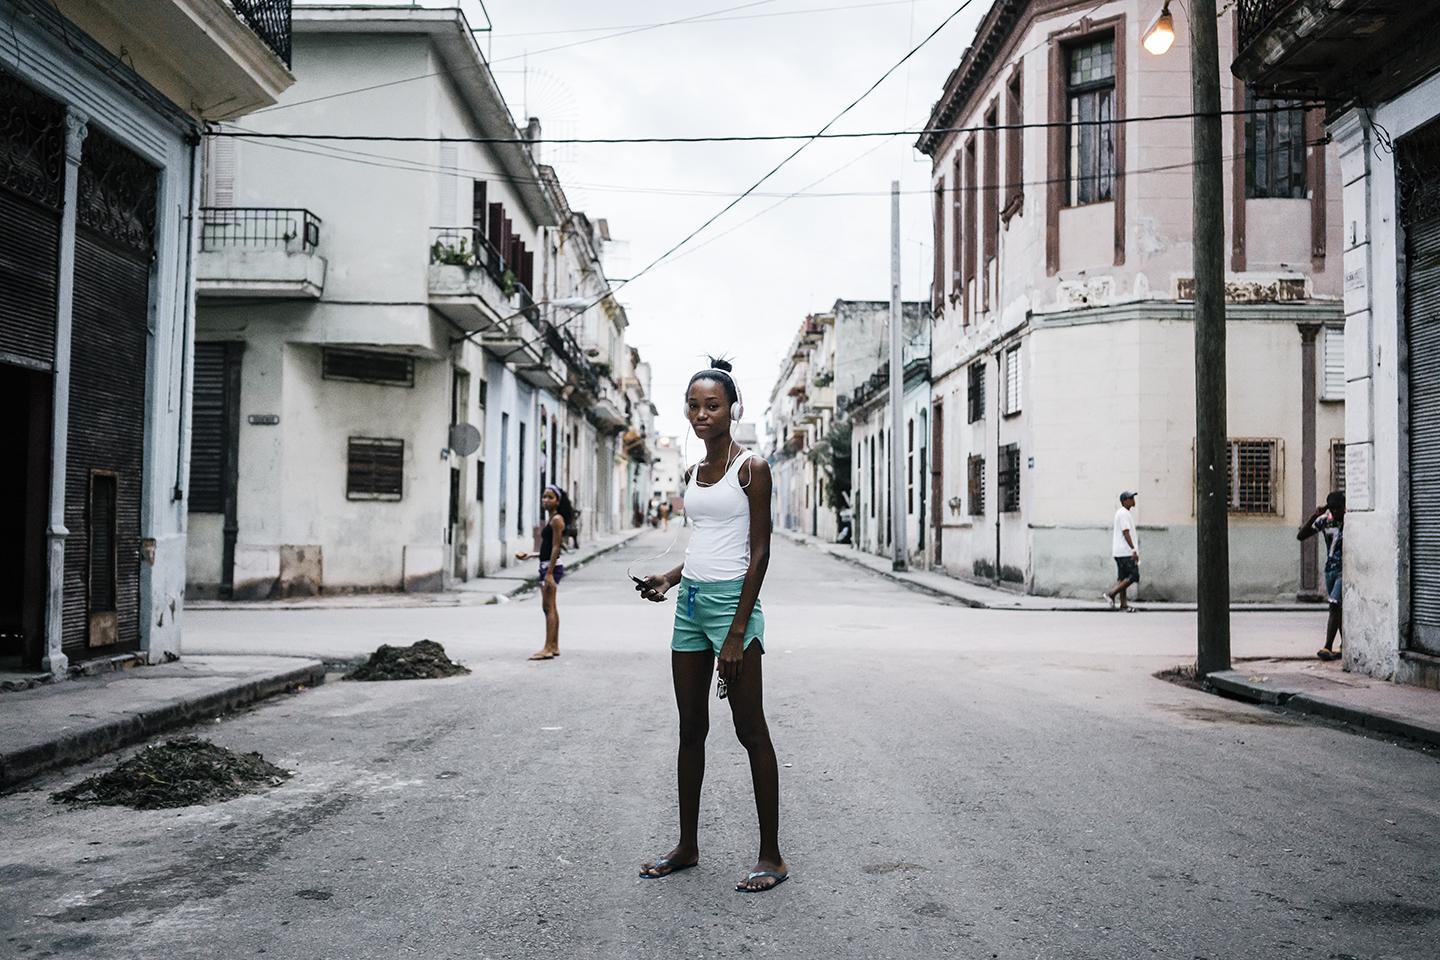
top-left (1208, 658), bottom-right (1440, 748)
top-left (781, 530), bottom-right (1318, 613)
top-left (188, 527), bottom-right (647, 612)
top-left (0, 655), bottom-right (325, 789)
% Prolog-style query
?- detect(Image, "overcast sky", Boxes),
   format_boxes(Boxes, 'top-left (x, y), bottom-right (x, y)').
top-left (306, 1), bottom-right (989, 439)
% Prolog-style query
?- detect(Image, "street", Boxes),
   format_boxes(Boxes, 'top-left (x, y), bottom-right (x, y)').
top-left (4, 529), bottom-right (1438, 959)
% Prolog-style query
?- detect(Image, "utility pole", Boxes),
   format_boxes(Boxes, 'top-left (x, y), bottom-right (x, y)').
top-left (1190, 0), bottom-right (1231, 674)
top-left (889, 180), bottom-right (908, 571)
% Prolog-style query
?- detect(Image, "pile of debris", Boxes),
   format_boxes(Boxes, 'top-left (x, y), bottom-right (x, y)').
top-left (52, 737), bottom-right (291, 809)
top-left (345, 639), bottom-right (470, 681)
top-left (1154, 663), bottom-right (1206, 691)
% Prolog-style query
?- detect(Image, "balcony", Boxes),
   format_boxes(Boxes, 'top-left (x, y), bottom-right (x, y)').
top-left (427, 226), bottom-right (540, 337)
top-left (1232, 0), bottom-right (1440, 102)
top-left (196, 207), bottom-right (325, 299)
top-left (50, 0), bottom-right (294, 119)
top-left (590, 377), bottom-right (627, 430)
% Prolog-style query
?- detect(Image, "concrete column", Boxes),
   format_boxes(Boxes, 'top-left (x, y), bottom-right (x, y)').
top-left (42, 108), bottom-right (88, 677)
top-left (1298, 322), bottom-right (1321, 598)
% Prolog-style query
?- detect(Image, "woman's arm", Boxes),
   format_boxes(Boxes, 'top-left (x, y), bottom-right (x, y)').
top-left (718, 456), bottom-right (772, 685)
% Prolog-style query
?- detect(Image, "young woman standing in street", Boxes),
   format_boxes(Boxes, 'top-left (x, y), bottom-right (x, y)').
top-left (634, 360), bottom-right (788, 893)
top-left (516, 485), bottom-right (572, 661)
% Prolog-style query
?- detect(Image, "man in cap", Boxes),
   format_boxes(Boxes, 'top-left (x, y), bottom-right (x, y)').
top-left (1103, 491), bottom-right (1140, 611)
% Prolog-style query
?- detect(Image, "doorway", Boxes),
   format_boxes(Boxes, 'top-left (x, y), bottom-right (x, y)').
top-left (0, 366), bottom-right (51, 670)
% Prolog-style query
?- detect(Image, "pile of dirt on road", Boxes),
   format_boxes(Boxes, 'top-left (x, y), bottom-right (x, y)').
top-left (52, 737), bottom-right (291, 810)
top-left (344, 639), bottom-right (470, 681)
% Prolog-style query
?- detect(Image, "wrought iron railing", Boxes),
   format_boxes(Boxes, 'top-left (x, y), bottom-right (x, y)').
top-left (430, 225), bottom-right (511, 288)
top-left (201, 207), bottom-right (320, 252)
top-left (1236, 0), bottom-right (1301, 50)
top-left (228, 0), bottom-right (293, 67)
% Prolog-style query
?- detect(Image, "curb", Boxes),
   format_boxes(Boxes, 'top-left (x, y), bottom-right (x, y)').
top-left (1205, 671), bottom-right (1440, 748)
top-left (782, 530), bottom-right (1323, 613)
top-left (189, 529), bottom-right (648, 611)
top-left (0, 659), bottom-right (327, 791)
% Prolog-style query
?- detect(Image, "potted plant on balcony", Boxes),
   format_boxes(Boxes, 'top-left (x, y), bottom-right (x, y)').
top-left (430, 236), bottom-right (475, 267)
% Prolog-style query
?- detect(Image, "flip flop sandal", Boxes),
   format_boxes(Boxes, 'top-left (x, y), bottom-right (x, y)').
top-left (735, 870), bottom-right (789, 893)
top-left (639, 857), bottom-right (697, 879)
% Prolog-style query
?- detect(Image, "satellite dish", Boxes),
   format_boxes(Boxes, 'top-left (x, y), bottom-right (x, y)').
top-left (449, 422), bottom-right (481, 457)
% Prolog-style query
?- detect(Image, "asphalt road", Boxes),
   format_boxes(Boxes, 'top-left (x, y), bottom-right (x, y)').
top-left (4, 530), bottom-right (1438, 959)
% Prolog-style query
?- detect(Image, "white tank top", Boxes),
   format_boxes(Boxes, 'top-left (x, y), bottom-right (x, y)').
top-left (682, 449), bottom-right (755, 582)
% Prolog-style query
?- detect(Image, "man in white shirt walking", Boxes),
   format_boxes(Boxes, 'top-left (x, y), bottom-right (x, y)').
top-left (1104, 491), bottom-right (1139, 611)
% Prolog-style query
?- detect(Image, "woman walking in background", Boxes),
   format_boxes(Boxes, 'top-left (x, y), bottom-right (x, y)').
top-left (516, 485), bottom-right (573, 661)
top-left (635, 359), bottom-right (788, 893)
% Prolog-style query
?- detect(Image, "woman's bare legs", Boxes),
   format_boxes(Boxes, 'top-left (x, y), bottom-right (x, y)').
top-left (640, 650), bottom-right (713, 876)
top-left (726, 642), bottom-right (785, 890)
top-left (528, 581), bottom-right (560, 660)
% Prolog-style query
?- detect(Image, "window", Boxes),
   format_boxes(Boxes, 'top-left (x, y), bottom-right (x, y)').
top-left (967, 362), bottom-right (986, 423)
top-left (476, 460), bottom-right (485, 502)
top-left (967, 454), bottom-right (986, 516)
top-left (951, 154), bottom-right (964, 300)
top-left (472, 179), bottom-right (487, 229)
top-left (323, 348), bottom-right (415, 387)
top-left (998, 443), bottom-right (1021, 512)
top-left (1322, 325), bottom-right (1345, 400)
top-left (964, 136), bottom-right (977, 320)
top-left (907, 418), bottom-right (915, 515)
top-left (1004, 65), bottom-right (1024, 219)
top-left (1245, 90), bottom-right (1307, 199)
top-left (933, 182), bottom-right (946, 313)
top-left (190, 342), bottom-right (238, 514)
top-left (983, 101), bottom-right (999, 309)
top-left (1331, 440), bottom-right (1346, 493)
top-left (1002, 345), bottom-right (1022, 416)
top-left (1065, 36), bottom-right (1116, 205)
top-left (1224, 438), bottom-right (1281, 514)
top-left (348, 437), bottom-right (404, 501)
top-left (517, 421), bottom-right (527, 535)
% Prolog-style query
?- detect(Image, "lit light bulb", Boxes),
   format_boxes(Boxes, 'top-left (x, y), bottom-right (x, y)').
top-left (1143, 2), bottom-right (1176, 56)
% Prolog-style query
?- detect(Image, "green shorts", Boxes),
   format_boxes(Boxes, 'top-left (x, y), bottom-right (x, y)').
top-left (671, 576), bottom-right (765, 655)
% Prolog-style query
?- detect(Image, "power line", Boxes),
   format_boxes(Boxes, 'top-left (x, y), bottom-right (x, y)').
top-left (488, 1), bottom-right (981, 367)
top-left (496, 0), bottom-right (936, 37)
top-left (253, 0), bottom-right (779, 116)
top-left (210, 104), bottom-right (1325, 146)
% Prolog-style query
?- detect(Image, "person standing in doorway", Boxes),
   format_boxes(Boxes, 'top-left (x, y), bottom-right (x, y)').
top-left (1104, 491), bottom-right (1140, 611)
top-left (1299, 491), bottom-right (1345, 661)
top-left (515, 485), bottom-right (573, 661)
top-left (634, 358), bottom-right (788, 893)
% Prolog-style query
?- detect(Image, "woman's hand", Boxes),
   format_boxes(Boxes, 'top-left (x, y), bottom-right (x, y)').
top-left (515, 551), bottom-right (531, 561)
top-left (717, 632), bottom-right (745, 686)
top-left (637, 573), bottom-right (672, 603)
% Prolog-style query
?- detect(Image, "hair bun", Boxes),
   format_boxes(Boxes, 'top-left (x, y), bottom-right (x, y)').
top-left (708, 356), bottom-right (734, 373)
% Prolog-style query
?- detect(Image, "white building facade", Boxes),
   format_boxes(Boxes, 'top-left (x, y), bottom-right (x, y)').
top-left (188, 5), bottom-right (641, 598)
top-left (0, 0), bottom-right (292, 675)
top-left (767, 312), bottom-right (839, 541)
top-left (1232, 0), bottom-right (1440, 686)
top-left (920, 0), bottom-right (1345, 600)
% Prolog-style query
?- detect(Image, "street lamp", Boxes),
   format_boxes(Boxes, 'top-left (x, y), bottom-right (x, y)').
top-left (1142, 0), bottom-right (1231, 676)
top-left (1142, 1), bottom-right (1175, 56)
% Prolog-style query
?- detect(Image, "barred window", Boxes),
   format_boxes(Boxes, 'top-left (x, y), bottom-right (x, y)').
top-left (1002, 345), bottom-right (1022, 415)
top-left (967, 454), bottom-right (986, 516)
top-left (348, 437), bottom-right (404, 501)
top-left (1245, 91), bottom-right (1307, 200)
top-left (323, 349), bottom-right (414, 387)
top-left (967, 362), bottom-right (986, 423)
top-left (1330, 440), bottom-right (1346, 494)
top-left (1322, 325), bottom-right (1345, 400)
top-left (1225, 438), bottom-right (1281, 514)
top-left (1066, 36), bottom-right (1116, 206)
top-left (999, 443), bottom-right (1021, 512)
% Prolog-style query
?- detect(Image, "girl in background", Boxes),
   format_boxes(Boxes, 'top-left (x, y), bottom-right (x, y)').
top-left (516, 485), bottom-right (573, 661)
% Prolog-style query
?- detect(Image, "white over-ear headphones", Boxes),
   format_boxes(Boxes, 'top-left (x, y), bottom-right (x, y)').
top-left (683, 369), bottom-right (744, 423)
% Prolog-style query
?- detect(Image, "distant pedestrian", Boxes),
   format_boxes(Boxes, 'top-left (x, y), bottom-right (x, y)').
top-left (634, 358), bottom-right (788, 893)
top-left (514, 485), bottom-right (573, 661)
top-left (1103, 491), bottom-right (1140, 611)
top-left (659, 501), bottom-right (672, 530)
top-left (1299, 491), bottom-right (1345, 661)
